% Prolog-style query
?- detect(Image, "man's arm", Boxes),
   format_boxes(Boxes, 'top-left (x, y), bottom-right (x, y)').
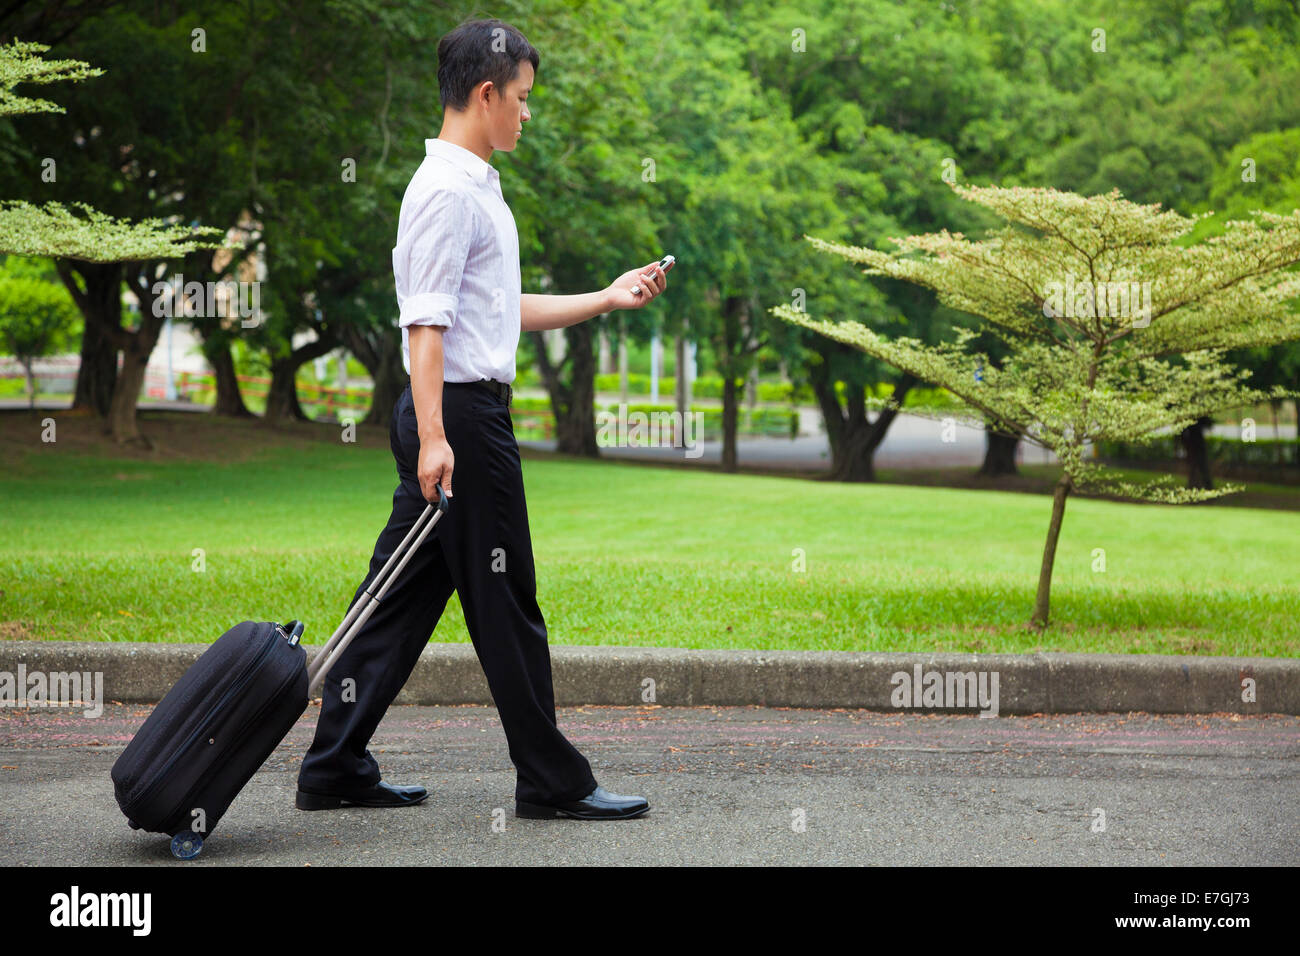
top-left (408, 325), bottom-right (455, 501)
top-left (520, 291), bottom-right (614, 332)
top-left (520, 260), bottom-right (670, 332)
top-left (399, 187), bottom-right (473, 502)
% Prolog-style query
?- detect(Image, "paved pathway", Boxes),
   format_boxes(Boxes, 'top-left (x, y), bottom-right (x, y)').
top-left (1, 704), bottom-right (1294, 865)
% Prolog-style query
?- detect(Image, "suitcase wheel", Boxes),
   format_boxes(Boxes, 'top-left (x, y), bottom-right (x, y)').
top-left (170, 830), bottom-right (204, 860)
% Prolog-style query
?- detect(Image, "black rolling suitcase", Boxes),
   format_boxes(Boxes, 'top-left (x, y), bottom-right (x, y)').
top-left (111, 486), bottom-right (448, 859)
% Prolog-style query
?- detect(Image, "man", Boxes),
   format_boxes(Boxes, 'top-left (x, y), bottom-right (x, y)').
top-left (295, 17), bottom-right (668, 820)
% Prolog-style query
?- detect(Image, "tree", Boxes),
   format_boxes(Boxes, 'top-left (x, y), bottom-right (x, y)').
top-left (635, 0), bottom-right (850, 471)
top-left (0, 43), bottom-right (225, 266)
top-left (722, 0), bottom-right (1090, 481)
top-left (0, 38), bottom-right (230, 439)
top-left (1033, 0), bottom-right (1300, 211)
top-left (774, 183), bottom-right (1300, 630)
top-left (503, 0), bottom-right (661, 456)
top-left (0, 272), bottom-right (77, 407)
top-left (1030, 3), bottom-right (1300, 487)
top-left (1200, 127), bottom-right (1300, 472)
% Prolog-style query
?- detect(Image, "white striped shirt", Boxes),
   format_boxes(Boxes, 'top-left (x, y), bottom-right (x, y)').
top-left (392, 137), bottom-right (522, 383)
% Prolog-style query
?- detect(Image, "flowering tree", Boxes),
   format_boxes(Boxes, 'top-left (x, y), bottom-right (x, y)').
top-left (774, 184), bottom-right (1300, 630)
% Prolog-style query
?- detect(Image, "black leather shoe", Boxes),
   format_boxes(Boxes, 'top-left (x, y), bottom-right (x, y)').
top-left (295, 780), bottom-right (429, 810)
top-left (516, 785), bottom-right (649, 820)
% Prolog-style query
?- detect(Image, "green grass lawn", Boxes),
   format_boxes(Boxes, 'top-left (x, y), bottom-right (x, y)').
top-left (1, 412), bottom-right (1296, 656)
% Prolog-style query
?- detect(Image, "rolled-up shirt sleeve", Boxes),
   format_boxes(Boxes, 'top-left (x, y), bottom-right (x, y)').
top-left (399, 188), bottom-right (474, 330)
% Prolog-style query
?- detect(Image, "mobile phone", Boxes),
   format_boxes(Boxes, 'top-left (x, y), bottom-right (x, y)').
top-left (631, 254), bottom-right (676, 295)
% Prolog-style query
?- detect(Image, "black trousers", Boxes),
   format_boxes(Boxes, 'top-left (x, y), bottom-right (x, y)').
top-left (298, 381), bottom-right (598, 805)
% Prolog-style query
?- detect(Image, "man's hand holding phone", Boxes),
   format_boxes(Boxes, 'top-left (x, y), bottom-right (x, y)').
top-left (604, 254), bottom-right (675, 311)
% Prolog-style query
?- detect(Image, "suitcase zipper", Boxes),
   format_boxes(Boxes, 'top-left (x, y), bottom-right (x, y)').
top-left (129, 624), bottom-right (280, 807)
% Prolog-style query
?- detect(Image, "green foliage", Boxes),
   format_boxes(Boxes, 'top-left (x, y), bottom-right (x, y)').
top-left (1097, 434), bottom-right (1299, 469)
top-left (776, 183), bottom-right (1300, 504)
top-left (1196, 127), bottom-right (1300, 402)
top-left (5, 0), bottom-right (1299, 454)
top-left (0, 39), bottom-right (104, 117)
top-left (1033, 0), bottom-right (1300, 211)
top-left (0, 41), bottom-right (233, 263)
top-left (0, 200), bottom-right (231, 262)
top-left (0, 275), bottom-right (78, 361)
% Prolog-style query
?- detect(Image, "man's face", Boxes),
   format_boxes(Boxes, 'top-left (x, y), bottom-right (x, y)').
top-left (485, 59), bottom-right (533, 152)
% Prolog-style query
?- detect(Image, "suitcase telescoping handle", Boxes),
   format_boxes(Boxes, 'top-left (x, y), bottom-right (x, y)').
top-left (306, 484), bottom-right (450, 696)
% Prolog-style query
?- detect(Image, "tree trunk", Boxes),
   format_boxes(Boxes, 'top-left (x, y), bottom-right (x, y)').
top-left (555, 324), bottom-right (597, 455)
top-left (1179, 415), bottom-right (1214, 490)
top-left (206, 339), bottom-right (253, 418)
top-left (830, 420), bottom-right (877, 480)
top-left (108, 346), bottom-right (153, 443)
top-left (721, 365), bottom-right (739, 470)
top-left (1029, 474), bottom-right (1073, 630)
top-left (530, 323), bottom-right (598, 456)
top-left (341, 323), bottom-right (406, 426)
top-left (59, 260), bottom-right (171, 442)
top-left (810, 345), bottom-right (917, 482)
top-left (74, 319), bottom-right (118, 416)
top-left (22, 359), bottom-right (35, 410)
top-left (718, 300), bottom-right (740, 472)
top-left (264, 357), bottom-right (307, 423)
top-left (263, 332), bottom-right (338, 424)
top-left (108, 268), bottom-right (173, 443)
top-left (715, 294), bottom-right (761, 472)
top-left (1270, 400), bottom-right (1282, 464)
top-left (61, 262), bottom-right (122, 417)
top-left (363, 333), bottom-right (407, 427)
top-left (810, 353), bottom-right (847, 459)
top-left (178, 242), bottom-right (263, 417)
top-left (979, 428), bottom-right (1020, 477)
top-left (673, 333), bottom-right (688, 450)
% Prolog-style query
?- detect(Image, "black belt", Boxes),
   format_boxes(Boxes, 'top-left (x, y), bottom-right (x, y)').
top-left (475, 379), bottom-right (509, 405)
top-left (471, 378), bottom-right (512, 406)
top-left (420, 379), bottom-right (513, 406)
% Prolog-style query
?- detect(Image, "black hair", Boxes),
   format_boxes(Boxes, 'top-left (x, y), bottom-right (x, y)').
top-left (436, 18), bottom-right (539, 112)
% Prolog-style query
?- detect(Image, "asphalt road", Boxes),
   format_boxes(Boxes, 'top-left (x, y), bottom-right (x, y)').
top-left (1, 704), bottom-right (1295, 866)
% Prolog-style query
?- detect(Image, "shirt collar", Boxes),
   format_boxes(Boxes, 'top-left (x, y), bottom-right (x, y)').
top-left (426, 137), bottom-right (497, 184)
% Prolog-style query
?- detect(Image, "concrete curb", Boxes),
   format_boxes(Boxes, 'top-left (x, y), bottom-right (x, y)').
top-left (1, 641), bottom-right (1294, 715)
